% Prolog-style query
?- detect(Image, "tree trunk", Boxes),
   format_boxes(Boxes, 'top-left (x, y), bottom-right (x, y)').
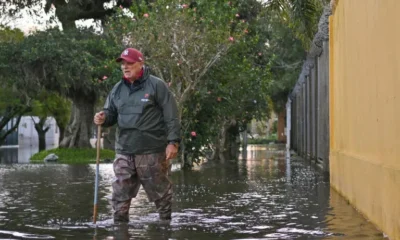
top-left (218, 122), bottom-right (228, 163)
top-left (182, 144), bottom-right (193, 170)
top-left (32, 117), bottom-right (50, 152)
top-left (227, 120), bottom-right (240, 160)
top-left (176, 107), bottom-right (192, 169)
top-left (38, 131), bottom-right (47, 151)
top-left (241, 124), bottom-right (248, 160)
top-left (277, 109), bottom-right (286, 143)
top-left (210, 136), bottom-right (221, 161)
top-left (218, 119), bottom-right (240, 162)
top-left (60, 94), bottom-right (95, 148)
top-left (58, 126), bottom-right (65, 145)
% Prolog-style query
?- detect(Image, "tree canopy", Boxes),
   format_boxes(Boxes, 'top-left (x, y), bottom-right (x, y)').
top-left (0, 0), bottom-right (326, 166)
top-left (0, 26), bottom-right (31, 145)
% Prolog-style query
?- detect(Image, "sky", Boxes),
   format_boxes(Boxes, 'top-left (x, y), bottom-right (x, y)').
top-left (1, 0), bottom-right (114, 34)
top-left (3, 0), bottom-right (270, 34)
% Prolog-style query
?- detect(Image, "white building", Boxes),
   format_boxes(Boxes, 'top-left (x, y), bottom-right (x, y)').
top-left (0, 116), bottom-right (59, 163)
top-left (17, 116), bottom-right (60, 149)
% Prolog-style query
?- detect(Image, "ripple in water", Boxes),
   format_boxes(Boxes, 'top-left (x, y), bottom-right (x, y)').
top-left (0, 230), bottom-right (55, 239)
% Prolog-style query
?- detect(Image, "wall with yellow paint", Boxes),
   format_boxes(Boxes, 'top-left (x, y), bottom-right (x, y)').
top-left (330, 1), bottom-right (400, 239)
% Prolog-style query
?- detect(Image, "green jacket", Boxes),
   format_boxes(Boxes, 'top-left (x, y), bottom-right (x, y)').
top-left (102, 67), bottom-right (181, 155)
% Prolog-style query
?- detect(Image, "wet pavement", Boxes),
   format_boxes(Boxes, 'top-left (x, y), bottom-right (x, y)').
top-left (0, 145), bottom-right (385, 239)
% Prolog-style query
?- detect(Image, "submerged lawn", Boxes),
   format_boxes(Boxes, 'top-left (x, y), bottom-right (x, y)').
top-left (30, 148), bottom-right (115, 164)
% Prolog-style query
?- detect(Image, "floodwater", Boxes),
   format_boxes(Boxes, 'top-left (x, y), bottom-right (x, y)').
top-left (0, 145), bottom-right (385, 239)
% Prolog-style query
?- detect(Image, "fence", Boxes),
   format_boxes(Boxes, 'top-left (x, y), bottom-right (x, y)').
top-left (286, 7), bottom-right (331, 173)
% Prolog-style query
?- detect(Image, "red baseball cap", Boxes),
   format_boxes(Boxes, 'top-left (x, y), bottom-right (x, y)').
top-left (116, 48), bottom-right (144, 63)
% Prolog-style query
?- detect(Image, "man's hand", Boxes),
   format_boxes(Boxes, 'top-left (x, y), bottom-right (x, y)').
top-left (166, 144), bottom-right (178, 160)
top-left (94, 111), bottom-right (106, 125)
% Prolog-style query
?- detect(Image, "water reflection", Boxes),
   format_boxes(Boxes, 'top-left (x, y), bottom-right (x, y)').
top-left (0, 145), bottom-right (384, 239)
top-left (0, 138), bottom-right (57, 164)
top-left (0, 147), bottom-right (18, 164)
top-left (325, 189), bottom-right (385, 240)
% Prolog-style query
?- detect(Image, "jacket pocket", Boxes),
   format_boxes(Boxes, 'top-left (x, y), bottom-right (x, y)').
top-left (118, 105), bottom-right (143, 128)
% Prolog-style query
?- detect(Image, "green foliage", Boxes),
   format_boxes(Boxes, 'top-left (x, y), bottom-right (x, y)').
top-left (4, 28), bottom-right (119, 98)
top-left (31, 91), bottom-right (71, 130)
top-left (265, 0), bottom-right (326, 49)
top-left (104, 0), bottom-right (272, 165)
top-left (0, 25), bottom-right (24, 42)
top-left (264, 0), bottom-right (326, 112)
top-left (248, 136), bottom-right (278, 145)
top-left (0, 26), bottom-right (31, 145)
top-left (106, 0), bottom-right (246, 95)
top-left (0, 0), bottom-right (323, 164)
top-left (29, 91), bottom-right (71, 149)
top-left (0, 26), bottom-right (24, 86)
top-left (101, 0), bottom-right (270, 165)
top-left (256, 8), bottom-right (308, 112)
top-left (181, 40), bottom-right (272, 163)
top-left (0, 28), bottom-right (122, 147)
top-left (175, 0), bottom-right (325, 160)
top-left (30, 148), bottom-right (115, 164)
top-left (272, 121), bottom-right (278, 133)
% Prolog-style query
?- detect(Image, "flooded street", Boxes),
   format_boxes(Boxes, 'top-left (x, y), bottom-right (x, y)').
top-left (0, 145), bottom-right (384, 239)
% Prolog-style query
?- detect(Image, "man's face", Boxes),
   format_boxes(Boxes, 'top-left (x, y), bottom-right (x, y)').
top-left (121, 60), bottom-right (144, 81)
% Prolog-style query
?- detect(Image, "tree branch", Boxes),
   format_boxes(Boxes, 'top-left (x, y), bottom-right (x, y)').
top-left (44, 126), bottom-right (51, 133)
top-left (180, 46), bottom-right (229, 104)
top-left (0, 108), bottom-right (26, 145)
top-left (30, 116), bottom-right (37, 124)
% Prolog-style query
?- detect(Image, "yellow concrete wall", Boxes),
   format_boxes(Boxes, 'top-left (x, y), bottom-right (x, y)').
top-left (330, 0), bottom-right (400, 239)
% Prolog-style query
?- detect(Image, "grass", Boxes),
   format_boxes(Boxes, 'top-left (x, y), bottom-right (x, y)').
top-left (248, 136), bottom-right (278, 145)
top-left (30, 148), bottom-right (115, 164)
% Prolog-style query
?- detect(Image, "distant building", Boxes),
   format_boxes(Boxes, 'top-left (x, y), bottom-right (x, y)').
top-left (1, 116), bottom-right (59, 148)
top-left (1, 116), bottom-right (59, 163)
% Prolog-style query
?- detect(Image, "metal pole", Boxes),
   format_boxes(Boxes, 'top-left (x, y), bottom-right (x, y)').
top-left (286, 99), bottom-right (291, 151)
top-left (93, 125), bottom-right (101, 224)
top-left (286, 99), bottom-right (292, 181)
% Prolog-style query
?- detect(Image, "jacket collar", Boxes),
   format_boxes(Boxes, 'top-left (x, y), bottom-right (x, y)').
top-left (122, 66), bottom-right (150, 93)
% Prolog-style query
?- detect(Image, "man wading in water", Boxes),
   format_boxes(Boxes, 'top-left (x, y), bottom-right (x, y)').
top-left (94, 48), bottom-right (181, 222)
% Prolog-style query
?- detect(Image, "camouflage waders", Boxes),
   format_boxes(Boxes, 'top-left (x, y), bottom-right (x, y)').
top-left (112, 152), bottom-right (172, 222)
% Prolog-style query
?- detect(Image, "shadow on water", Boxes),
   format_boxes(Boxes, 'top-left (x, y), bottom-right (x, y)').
top-left (0, 144), bottom-right (385, 239)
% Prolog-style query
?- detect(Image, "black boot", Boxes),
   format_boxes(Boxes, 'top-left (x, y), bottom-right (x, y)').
top-left (159, 211), bottom-right (172, 221)
top-left (112, 199), bottom-right (131, 223)
top-left (114, 212), bottom-right (129, 223)
top-left (155, 194), bottom-right (172, 221)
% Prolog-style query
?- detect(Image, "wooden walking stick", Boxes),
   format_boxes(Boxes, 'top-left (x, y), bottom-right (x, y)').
top-left (93, 125), bottom-right (102, 224)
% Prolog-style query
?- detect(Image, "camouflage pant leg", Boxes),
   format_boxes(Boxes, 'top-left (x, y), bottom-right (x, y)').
top-left (135, 152), bottom-right (173, 220)
top-left (155, 187), bottom-right (173, 220)
top-left (112, 199), bottom-right (131, 222)
top-left (112, 154), bottom-right (141, 222)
